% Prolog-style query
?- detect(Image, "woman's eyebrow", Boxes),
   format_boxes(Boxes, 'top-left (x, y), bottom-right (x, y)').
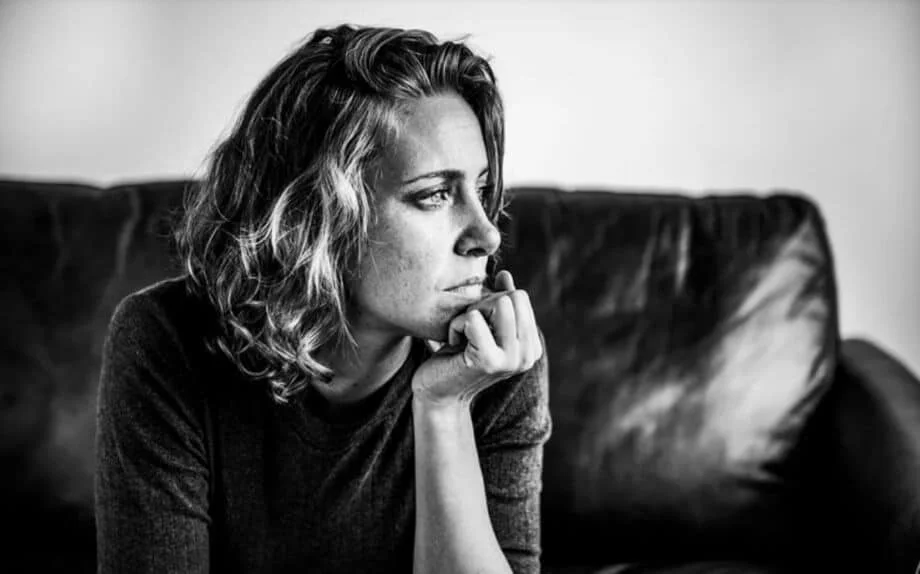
top-left (401, 167), bottom-right (490, 185)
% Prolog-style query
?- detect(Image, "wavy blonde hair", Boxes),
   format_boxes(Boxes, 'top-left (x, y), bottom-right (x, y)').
top-left (175, 25), bottom-right (506, 403)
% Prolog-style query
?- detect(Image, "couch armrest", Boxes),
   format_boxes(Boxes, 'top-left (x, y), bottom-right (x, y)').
top-left (822, 337), bottom-right (920, 573)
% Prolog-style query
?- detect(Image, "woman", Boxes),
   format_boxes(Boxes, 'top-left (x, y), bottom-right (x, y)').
top-left (95, 24), bottom-right (550, 574)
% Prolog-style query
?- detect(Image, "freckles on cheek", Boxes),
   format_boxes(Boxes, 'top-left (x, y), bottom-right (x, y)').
top-left (391, 242), bottom-right (430, 295)
top-left (372, 227), bottom-right (428, 295)
top-left (369, 202), bottom-right (441, 299)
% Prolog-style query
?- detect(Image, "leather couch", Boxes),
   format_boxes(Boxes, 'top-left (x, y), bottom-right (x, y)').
top-left (1, 179), bottom-right (917, 573)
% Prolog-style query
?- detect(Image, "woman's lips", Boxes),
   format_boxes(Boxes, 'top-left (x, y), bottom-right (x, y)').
top-left (445, 283), bottom-right (484, 300)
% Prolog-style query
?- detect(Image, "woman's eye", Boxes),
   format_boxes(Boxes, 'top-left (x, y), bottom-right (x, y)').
top-left (413, 184), bottom-right (493, 209)
top-left (415, 188), bottom-right (452, 208)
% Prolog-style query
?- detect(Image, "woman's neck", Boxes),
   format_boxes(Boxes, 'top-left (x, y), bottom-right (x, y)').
top-left (312, 331), bottom-right (413, 409)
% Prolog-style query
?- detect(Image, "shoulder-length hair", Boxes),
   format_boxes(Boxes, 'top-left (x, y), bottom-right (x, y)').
top-left (175, 24), bottom-right (506, 403)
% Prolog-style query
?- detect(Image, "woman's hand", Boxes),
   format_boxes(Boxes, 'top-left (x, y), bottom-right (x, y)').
top-left (411, 270), bottom-right (543, 409)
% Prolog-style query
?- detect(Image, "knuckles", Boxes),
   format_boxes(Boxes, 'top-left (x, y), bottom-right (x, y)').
top-left (470, 288), bottom-right (533, 321)
top-left (469, 341), bottom-right (541, 378)
top-left (458, 286), bottom-right (543, 377)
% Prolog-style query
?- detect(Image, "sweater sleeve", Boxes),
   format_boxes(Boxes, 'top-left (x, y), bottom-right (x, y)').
top-left (474, 344), bottom-right (553, 574)
top-left (95, 291), bottom-right (211, 573)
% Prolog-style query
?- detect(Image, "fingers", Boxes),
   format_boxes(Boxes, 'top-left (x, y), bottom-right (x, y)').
top-left (508, 289), bottom-right (541, 366)
top-left (461, 309), bottom-right (500, 369)
top-left (497, 271), bottom-right (528, 352)
top-left (491, 294), bottom-right (518, 351)
top-left (417, 271), bottom-right (541, 406)
top-left (467, 270), bottom-right (513, 321)
top-left (446, 270), bottom-right (541, 375)
top-left (494, 269), bottom-right (514, 292)
top-left (447, 312), bottom-right (467, 348)
top-left (479, 270), bottom-right (542, 370)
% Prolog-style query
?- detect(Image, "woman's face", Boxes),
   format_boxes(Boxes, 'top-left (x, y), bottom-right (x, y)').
top-left (350, 92), bottom-right (500, 343)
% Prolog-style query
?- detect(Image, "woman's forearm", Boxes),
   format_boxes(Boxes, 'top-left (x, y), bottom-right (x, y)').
top-left (412, 396), bottom-right (513, 574)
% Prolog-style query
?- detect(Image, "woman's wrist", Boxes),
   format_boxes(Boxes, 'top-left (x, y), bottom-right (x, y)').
top-left (412, 392), bottom-right (473, 428)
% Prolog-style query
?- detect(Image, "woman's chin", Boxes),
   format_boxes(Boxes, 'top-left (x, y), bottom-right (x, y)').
top-left (410, 308), bottom-right (460, 343)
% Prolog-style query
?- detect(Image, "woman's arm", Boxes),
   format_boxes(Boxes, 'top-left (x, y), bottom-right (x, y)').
top-left (413, 396), bottom-right (513, 574)
top-left (413, 352), bottom-right (550, 574)
top-left (475, 350), bottom-right (550, 573)
top-left (411, 271), bottom-right (546, 574)
top-left (95, 293), bottom-right (211, 573)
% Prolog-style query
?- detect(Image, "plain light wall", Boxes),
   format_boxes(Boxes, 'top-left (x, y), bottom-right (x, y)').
top-left (1, 0), bottom-right (918, 376)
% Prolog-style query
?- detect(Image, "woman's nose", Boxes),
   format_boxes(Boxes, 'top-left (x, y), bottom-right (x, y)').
top-left (455, 203), bottom-right (501, 258)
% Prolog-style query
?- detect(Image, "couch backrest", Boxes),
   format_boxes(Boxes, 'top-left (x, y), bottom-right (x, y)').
top-left (499, 187), bottom-right (839, 565)
top-left (0, 180), bottom-right (186, 510)
top-left (0, 180), bottom-right (839, 566)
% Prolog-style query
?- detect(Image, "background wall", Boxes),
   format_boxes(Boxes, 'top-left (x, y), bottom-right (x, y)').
top-left (1, 0), bottom-right (918, 375)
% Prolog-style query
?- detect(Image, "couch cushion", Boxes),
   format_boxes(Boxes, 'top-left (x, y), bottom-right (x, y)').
top-left (0, 180), bottom-right (188, 513)
top-left (500, 188), bottom-right (838, 565)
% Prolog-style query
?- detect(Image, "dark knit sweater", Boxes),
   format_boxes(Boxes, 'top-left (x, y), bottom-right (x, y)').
top-left (95, 276), bottom-right (551, 573)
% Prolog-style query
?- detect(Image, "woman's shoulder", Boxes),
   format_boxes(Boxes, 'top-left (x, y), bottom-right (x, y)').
top-left (111, 275), bottom-right (210, 336)
top-left (107, 275), bottom-right (218, 366)
top-left (98, 276), bottom-right (217, 471)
